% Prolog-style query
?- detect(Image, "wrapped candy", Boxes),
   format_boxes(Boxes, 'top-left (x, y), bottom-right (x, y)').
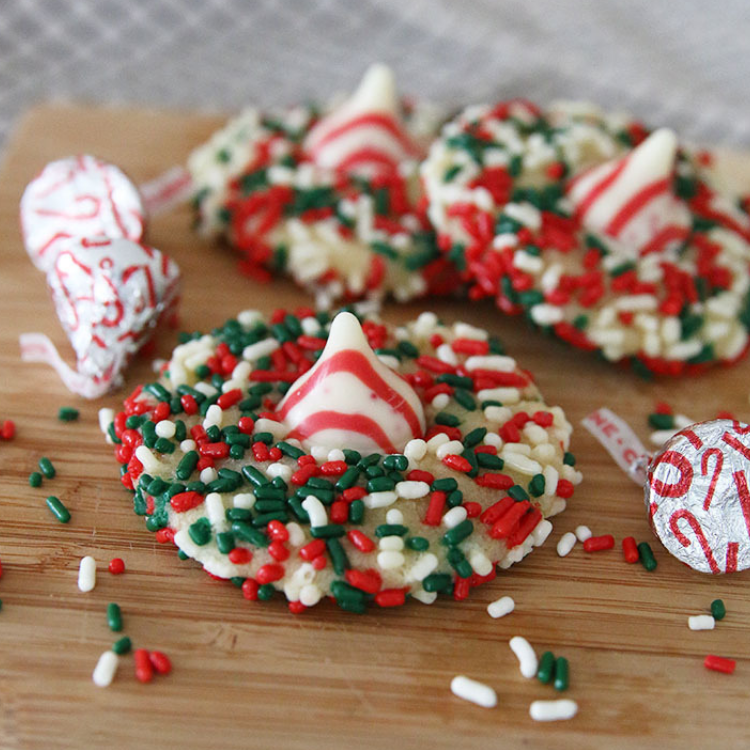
top-left (20, 155), bottom-right (145, 271)
top-left (21, 236), bottom-right (180, 398)
top-left (646, 419), bottom-right (750, 574)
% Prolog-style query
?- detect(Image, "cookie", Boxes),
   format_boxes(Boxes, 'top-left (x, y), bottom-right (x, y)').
top-left (187, 65), bottom-right (457, 307)
top-left (421, 100), bottom-right (750, 376)
top-left (102, 307), bottom-right (581, 612)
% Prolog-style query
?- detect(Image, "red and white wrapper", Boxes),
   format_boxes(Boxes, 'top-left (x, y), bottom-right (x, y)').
top-left (20, 155), bottom-right (146, 272)
top-left (21, 236), bottom-right (180, 398)
top-left (646, 419), bottom-right (750, 574)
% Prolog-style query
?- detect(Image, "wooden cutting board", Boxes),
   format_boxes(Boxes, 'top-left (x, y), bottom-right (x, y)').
top-left (1, 104), bottom-right (750, 750)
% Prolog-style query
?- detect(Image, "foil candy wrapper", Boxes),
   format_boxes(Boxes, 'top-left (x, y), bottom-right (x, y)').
top-left (646, 419), bottom-right (750, 574)
top-left (20, 155), bottom-right (145, 271)
top-left (21, 236), bottom-right (180, 399)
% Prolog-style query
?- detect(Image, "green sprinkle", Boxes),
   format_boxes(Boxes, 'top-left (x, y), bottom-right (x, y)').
top-left (38, 457), bottom-right (56, 479)
top-left (437, 373), bottom-right (474, 389)
top-left (637, 542), bottom-right (657, 571)
top-left (648, 413), bottom-right (675, 430)
top-left (528, 474), bottom-right (546, 497)
top-left (257, 584), bottom-right (275, 601)
top-left (112, 636), bottom-right (132, 655)
top-left (375, 524), bottom-right (408, 538)
top-left (446, 490), bottom-right (463, 508)
top-left (188, 518), bottom-right (212, 546)
top-left (58, 407), bottom-right (80, 422)
top-left (276, 441), bottom-right (304, 459)
top-left (397, 340), bottom-right (419, 358)
top-left (435, 412), bottom-right (460, 427)
top-left (106, 603), bottom-right (123, 632)
top-left (154, 437), bottom-right (175, 454)
top-left (711, 599), bottom-right (726, 621)
top-left (476, 453), bottom-right (504, 470)
top-left (232, 521), bottom-right (268, 547)
top-left (447, 547), bottom-right (473, 578)
top-left (442, 519), bottom-right (474, 546)
top-left (554, 657), bottom-right (569, 691)
top-left (454, 389), bottom-right (477, 411)
top-left (335, 466), bottom-right (361, 490)
top-left (367, 476), bottom-right (395, 493)
top-left (216, 531), bottom-right (235, 554)
top-left (310, 524), bottom-right (345, 539)
top-left (326, 538), bottom-right (350, 575)
top-left (422, 573), bottom-right (453, 593)
top-left (432, 477), bottom-right (458, 492)
top-left (406, 536), bottom-right (429, 551)
top-left (563, 452), bottom-right (576, 467)
top-left (29, 471), bottom-right (43, 488)
top-left (348, 499), bottom-right (364, 524)
top-left (508, 485), bottom-right (529, 502)
top-left (383, 454), bottom-right (408, 472)
top-left (144, 382), bottom-right (170, 402)
top-left (537, 651), bottom-right (555, 684)
top-left (252, 431), bottom-right (274, 444)
top-left (45, 496), bottom-right (70, 523)
top-left (343, 449), bottom-right (361, 465)
top-left (242, 465), bottom-right (270, 487)
top-left (463, 428), bottom-right (487, 449)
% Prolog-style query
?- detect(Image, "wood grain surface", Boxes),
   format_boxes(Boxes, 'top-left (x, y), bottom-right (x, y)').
top-left (1, 104), bottom-right (750, 750)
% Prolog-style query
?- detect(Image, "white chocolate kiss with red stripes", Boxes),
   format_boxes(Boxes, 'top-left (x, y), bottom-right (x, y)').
top-left (302, 63), bottom-right (423, 178)
top-left (566, 128), bottom-right (692, 255)
top-left (277, 311), bottom-right (425, 454)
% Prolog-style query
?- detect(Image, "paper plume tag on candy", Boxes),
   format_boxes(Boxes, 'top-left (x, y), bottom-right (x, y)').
top-left (21, 236), bottom-right (180, 399)
top-left (277, 311), bottom-right (425, 453)
top-left (303, 63), bottom-right (423, 178)
top-left (20, 155), bottom-right (146, 271)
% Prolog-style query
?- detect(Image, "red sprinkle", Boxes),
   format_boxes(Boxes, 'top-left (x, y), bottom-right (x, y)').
top-left (134, 649), bottom-right (154, 683)
top-left (268, 541), bottom-right (290, 562)
top-left (475, 473), bottom-right (514, 490)
top-left (342, 486), bottom-right (367, 502)
top-left (622, 536), bottom-right (639, 563)
top-left (556, 479), bottom-right (575, 499)
top-left (345, 568), bottom-right (382, 594)
top-left (375, 588), bottom-right (407, 607)
top-left (149, 651), bottom-right (172, 675)
top-left (170, 491), bottom-right (205, 513)
top-left (1, 420), bottom-right (15, 440)
top-left (228, 548), bottom-right (252, 565)
top-left (463, 502), bottom-right (482, 518)
top-left (288, 600), bottom-right (307, 614)
top-left (442, 454), bottom-right (472, 472)
top-left (238, 416), bottom-right (255, 435)
top-left (583, 535), bottom-right (615, 552)
top-left (266, 520), bottom-right (289, 542)
top-left (329, 500), bottom-right (349, 524)
top-left (242, 578), bottom-right (259, 600)
top-left (407, 469), bottom-right (434, 484)
top-left (704, 655), bottom-right (736, 674)
top-left (108, 558), bottom-right (126, 575)
top-left (346, 529), bottom-right (376, 553)
top-left (319, 460), bottom-right (348, 477)
top-left (299, 539), bottom-right (326, 561)
top-left (424, 491), bottom-right (447, 526)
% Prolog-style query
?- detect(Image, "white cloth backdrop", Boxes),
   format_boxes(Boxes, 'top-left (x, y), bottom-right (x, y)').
top-left (1, 0), bottom-right (749, 151)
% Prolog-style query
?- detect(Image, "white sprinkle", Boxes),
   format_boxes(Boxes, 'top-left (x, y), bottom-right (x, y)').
top-left (556, 532), bottom-right (577, 557)
top-left (78, 556), bottom-right (96, 593)
top-left (442, 506), bottom-right (468, 529)
top-left (412, 588), bottom-right (438, 604)
top-left (407, 553), bottom-right (438, 582)
top-left (202, 404), bottom-right (223, 429)
top-left (484, 405), bottom-right (512, 424)
top-left (92, 651), bottom-right (119, 688)
top-left (431, 393), bottom-right (450, 410)
top-left (436, 440), bottom-right (464, 460)
top-left (395, 481), bottom-right (429, 499)
top-left (200, 467), bottom-right (218, 484)
top-left (575, 525), bottom-right (592, 542)
top-left (464, 355), bottom-right (516, 372)
top-left (502, 452), bottom-right (542, 476)
top-left (450, 675), bottom-right (497, 708)
top-left (299, 583), bottom-right (323, 607)
top-left (404, 439), bottom-right (427, 462)
top-left (377, 550), bottom-right (405, 569)
top-left (233, 492), bottom-right (256, 510)
top-left (266, 462), bottom-right (293, 482)
top-left (310, 445), bottom-right (329, 462)
top-left (469, 549), bottom-right (493, 576)
top-left (483, 432), bottom-right (503, 448)
top-left (529, 699), bottom-right (578, 722)
top-left (179, 439), bottom-right (197, 453)
top-left (364, 490), bottom-right (398, 509)
top-left (543, 465), bottom-right (559, 496)
top-left (254, 418), bottom-right (288, 439)
top-left (193, 382), bottom-right (218, 398)
top-left (453, 322), bottom-right (488, 340)
top-left (509, 636), bottom-right (538, 679)
top-left (302, 496), bottom-right (327, 528)
top-left (379, 536), bottom-right (404, 551)
top-left (530, 304), bottom-right (564, 326)
top-left (134, 445), bottom-right (160, 474)
top-left (155, 419), bottom-right (176, 439)
top-left (426, 432), bottom-right (450, 451)
top-left (285, 522), bottom-right (305, 547)
top-left (533, 519), bottom-right (554, 545)
top-left (327, 449), bottom-right (345, 463)
top-left (98, 408), bottom-right (115, 437)
top-left (204, 493), bottom-right (225, 526)
top-left (386, 508), bottom-right (404, 525)
top-left (486, 596), bottom-right (515, 619)
top-left (242, 338), bottom-right (280, 362)
top-left (237, 309), bottom-right (262, 328)
top-left (688, 615), bottom-right (716, 631)
top-left (478, 387), bottom-right (521, 404)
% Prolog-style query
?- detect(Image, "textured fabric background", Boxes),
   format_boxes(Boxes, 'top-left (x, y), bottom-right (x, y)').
top-left (2, 0), bottom-right (749, 152)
